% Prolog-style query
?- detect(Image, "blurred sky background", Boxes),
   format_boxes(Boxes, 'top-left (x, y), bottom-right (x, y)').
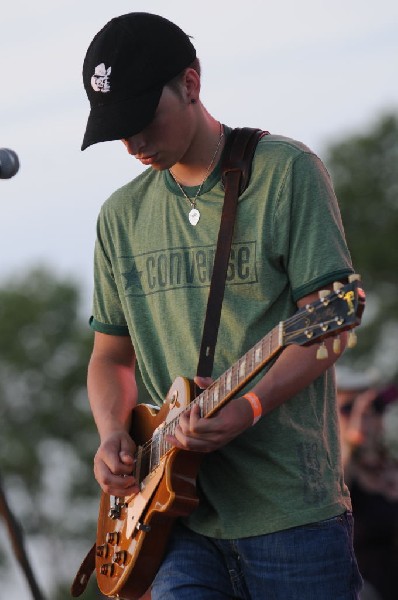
top-left (0, 1), bottom-right (398, 596)
top-left (1, 0), bottom-right (398, 317)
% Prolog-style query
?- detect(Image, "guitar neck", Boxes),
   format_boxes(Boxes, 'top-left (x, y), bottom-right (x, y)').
top-left (193, 322), bottom-right (283, 418)
top-left (134, 277), bottom-right (365, 485)
top-left (144, 322), bottom-right (283, 462)
top-left (139, 323), bottom-right (283, 476)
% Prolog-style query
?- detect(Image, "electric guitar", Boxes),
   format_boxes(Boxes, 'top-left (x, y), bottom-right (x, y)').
top-left (72, 276), bottom-right (365, 600)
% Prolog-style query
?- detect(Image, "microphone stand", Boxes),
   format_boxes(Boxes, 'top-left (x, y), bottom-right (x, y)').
top-left (0, 472), bottom-right (45, 599)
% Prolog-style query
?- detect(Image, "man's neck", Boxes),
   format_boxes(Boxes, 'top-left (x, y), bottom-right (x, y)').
top-left (170, 116), bottom-right (224, 187)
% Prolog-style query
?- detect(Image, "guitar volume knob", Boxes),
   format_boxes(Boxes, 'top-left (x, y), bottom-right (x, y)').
top-left (112, 550), bottom-right (127, 565)
top-left (106, 531), bottom-right (120, 545)
top-left (96, 543), bottom-right (109, 558)
top-left (100, 563), bottom-right (115, 577)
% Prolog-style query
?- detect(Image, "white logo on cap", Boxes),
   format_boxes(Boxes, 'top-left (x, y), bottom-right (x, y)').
top-left (91, 63), bottom-right (111, 93)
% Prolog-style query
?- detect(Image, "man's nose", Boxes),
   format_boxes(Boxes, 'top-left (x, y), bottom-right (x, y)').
top-left (121, 135), bottom-right (144, 156)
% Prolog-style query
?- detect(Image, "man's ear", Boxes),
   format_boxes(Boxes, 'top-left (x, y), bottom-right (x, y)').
top-left (183, 67), bottom-right (201, 103)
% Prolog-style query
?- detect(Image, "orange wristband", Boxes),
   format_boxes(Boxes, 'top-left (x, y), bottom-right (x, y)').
top-left (242, 392), bottom-right (262, 425)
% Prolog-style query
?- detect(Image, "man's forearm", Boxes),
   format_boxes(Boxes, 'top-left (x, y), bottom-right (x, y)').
top-left (252, 333), bottom-right (347, 415)
top-left (87, 355), bottom-right (138, 441)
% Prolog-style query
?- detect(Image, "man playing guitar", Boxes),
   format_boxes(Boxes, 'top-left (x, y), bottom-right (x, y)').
top-left (80, 12), bottom-right (363, 600)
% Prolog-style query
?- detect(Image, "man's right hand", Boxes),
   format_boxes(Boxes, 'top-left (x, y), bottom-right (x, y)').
top-left (93, 430), bottom-right (140, 496)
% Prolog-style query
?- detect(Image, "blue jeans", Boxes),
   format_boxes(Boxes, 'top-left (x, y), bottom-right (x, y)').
top-left (151, 512), bottom-right (363, 599)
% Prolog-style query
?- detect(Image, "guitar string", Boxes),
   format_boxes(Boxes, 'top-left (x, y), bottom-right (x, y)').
top-left (137, 317), bottom-right (347, 454)
top-left (137, 314), bottom-right (351, 470)
top-left (135, 292), bottom-right (355, 477)
top-left (138, 333), bottom-right (298, 470)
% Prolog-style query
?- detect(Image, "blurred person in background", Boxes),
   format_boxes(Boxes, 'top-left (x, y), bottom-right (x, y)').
top-left (337, 367), bottom-right (398, 600)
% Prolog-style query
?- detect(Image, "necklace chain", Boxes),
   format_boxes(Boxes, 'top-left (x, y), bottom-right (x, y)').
top-left (169, 123), bottom-right (224, 225)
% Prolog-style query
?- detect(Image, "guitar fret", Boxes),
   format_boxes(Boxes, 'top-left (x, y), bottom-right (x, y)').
top-left (209, 390), bottom-right (214, 414)
top-left (159, 434), bottom-right (164, 459)
top-left (213, 384), bottom-right (219, 405)
top-left (150, 436), bottom-right (159, 471)
top-left (134, 446), bottom-right (142, 483)
top-left (248, 348), bottom-right (254, 373)
top-left (255, 342), bottom-right (262, 364)
top-left (200, 391), bottom-right (206, 416)
top-left (202, 391), bottom-right (208, 414)
top-left (239, 357), bottom-right (246, 380)
top-left (225, 369), bottom-right (232, 392)
top-left (206, 389), bottom-right (213, 414)
top-left (207, 389), bottom-right (214, 411)
top-left (161, 431), bottom-right (169, 458)
top-left (141, 447), bottom-right (150, 480)
top-left (198, 395), bottom-right (204, 417)
top-left (218, 375), bottom-right (225, 404)
top-left (156, 423), bottom-right (172, 460)
top-left (212, 388), bottom-right (216, 410)
top-left (232, 364), bottom-right (238, 389)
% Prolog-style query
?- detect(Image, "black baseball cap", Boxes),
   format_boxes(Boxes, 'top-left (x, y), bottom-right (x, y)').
top-left (81, 13), bottom-right (196, 150)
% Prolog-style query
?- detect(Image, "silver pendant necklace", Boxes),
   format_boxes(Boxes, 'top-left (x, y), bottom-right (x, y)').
top-left (170, 123), bottom-right (224, 226)
top-left (188, 207), bottom-right (201, 226)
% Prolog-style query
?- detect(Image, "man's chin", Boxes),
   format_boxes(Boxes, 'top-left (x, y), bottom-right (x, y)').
top-left (139, 157), bottom-right (170, 171)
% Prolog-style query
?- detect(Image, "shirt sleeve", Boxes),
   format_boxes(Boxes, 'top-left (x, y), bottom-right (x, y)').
top-left (273, 151), bottom-right (354, 301)
top-left (89, 210), bottom-right (130, 336)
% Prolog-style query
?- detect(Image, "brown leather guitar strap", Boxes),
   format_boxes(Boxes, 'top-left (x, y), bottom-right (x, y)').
top-left (71, 126), bottom-right (267, 598)
top-left (196, 127), bottom-right (266, 379)
top-left (71, 543), bottom-right (96, 596)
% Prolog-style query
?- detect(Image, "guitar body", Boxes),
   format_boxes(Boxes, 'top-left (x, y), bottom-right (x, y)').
top-left (95, 377), bottom-right (203, 600)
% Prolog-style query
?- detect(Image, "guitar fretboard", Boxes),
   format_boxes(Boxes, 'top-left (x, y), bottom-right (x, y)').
top-left (132, 277), bottom-right (364, 485)
top-left (136, 323), bottom-right (283, 482)
top-left (128, 277), bottom-right (364, 494)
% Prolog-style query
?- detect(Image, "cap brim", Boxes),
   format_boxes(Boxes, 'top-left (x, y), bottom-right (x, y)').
top-left (81, 86), bottom-right (163, 150)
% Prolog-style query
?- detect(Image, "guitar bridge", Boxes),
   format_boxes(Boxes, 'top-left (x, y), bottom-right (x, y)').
top-left (136, 521), bottom-right (151, 532)
top-left (108, 496), bottom-right (125, 520)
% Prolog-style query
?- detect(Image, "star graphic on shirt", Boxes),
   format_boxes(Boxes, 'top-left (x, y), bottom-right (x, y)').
top-left (122, 260), bottom-right (143, 292)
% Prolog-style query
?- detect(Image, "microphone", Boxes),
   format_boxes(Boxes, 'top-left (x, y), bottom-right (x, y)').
top-left (0, 148), bottom-right (20, 179)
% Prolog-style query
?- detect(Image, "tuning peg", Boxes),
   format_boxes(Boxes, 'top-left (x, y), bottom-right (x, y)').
top-left (333, 281), bottom-right (343, 293)
top-left (348, 273), bottom-right (361, 282)
top-left (316, 342), bottom-right (328, 360)
top-left (333, 336), bottom-right (341, 354)
top-left (319, 290), bottom-right (331, 305)
top-left (347, 331), bottom-right (357, 348)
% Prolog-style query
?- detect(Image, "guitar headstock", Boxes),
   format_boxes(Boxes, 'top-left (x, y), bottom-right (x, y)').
top-left (284, 275), bottom-right (365, 355)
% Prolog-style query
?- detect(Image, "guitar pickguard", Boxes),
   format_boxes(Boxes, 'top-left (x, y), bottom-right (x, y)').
top-left (125, 459), bottom-right (165, 538)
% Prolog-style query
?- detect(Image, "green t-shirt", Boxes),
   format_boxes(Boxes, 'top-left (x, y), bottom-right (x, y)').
top-left (90, 131), bottom-right (354, 538)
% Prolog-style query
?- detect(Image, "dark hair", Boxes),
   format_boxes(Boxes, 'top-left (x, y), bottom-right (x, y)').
top-left (167, 58), bottom-right (201, 95)
top-left (189, 57), bottom-right (201, 77)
